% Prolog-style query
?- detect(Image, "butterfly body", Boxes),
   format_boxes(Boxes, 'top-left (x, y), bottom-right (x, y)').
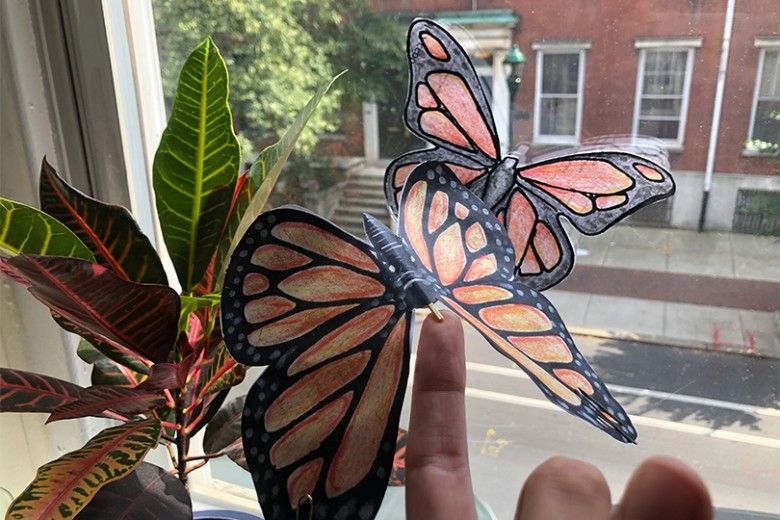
top-left (363, 213), bottom-right (441, 309)
top-left (385, 19), bottom-right (676, 290)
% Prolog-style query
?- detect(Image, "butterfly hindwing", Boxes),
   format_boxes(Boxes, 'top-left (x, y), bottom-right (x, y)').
top-left (242, 310), bottom-right (412, 520)
top-left (518, 151), bottom-right (675, 235)
top-left (503, 187), bottom-right (576, 291)
top-left (398, 162), bottom-right (636, 443)
top-left (384, 148), bottom-right (489, 216)
top-left (405, 19), bottom-right (500, 165)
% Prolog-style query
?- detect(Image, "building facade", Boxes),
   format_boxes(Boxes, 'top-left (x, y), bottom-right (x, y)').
top-left (355, 0), bottom-right (779, 232)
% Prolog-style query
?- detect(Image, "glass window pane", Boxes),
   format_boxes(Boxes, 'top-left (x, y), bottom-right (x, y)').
top-left (540, 97), bottom-right (577, 135)
top-left (752, 100), bottom-right (780, 141)
top-left (759, 50), bottom-right (780, 97)
top-left (644, 50), bottom-right (687, 95)
top-left (542, 53), bottom-right (579, 94)
top-left (640, 97), bottom-right (682, 117)
top-left (639, 118), bottom-right (680, 139)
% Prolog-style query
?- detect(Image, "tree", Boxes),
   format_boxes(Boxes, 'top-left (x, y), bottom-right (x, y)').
top-left (153, 0), bottom-right (407, 176)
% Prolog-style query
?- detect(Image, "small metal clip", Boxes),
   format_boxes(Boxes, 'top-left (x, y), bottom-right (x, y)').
top-left (295, 494), bottom-right (314, 520)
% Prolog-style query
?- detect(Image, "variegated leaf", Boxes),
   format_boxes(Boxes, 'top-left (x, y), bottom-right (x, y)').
top-left (153, 37), bottom-right (240, 291)
top-left (39, 158), bottom-right (167, 284)
top-left (6, 417), bottom-right (161, 520)
top-left (197, 342), bottom-right (246, 398)
top-left (0, 198), bottom-right (93, 260)
top-left (75, 462), bottom-right (191, 519)
top-left (0, 368), bottom-right (83, 413)
top-left (8, 255), bottom-right (179, 365)
top-left (47, 386), bottom-right (165, 423)
top-left (76, 340), bottom-right (146, 387)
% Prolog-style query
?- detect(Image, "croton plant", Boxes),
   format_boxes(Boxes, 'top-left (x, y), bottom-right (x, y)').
top-left (0, 38), bottom-right (340, 519)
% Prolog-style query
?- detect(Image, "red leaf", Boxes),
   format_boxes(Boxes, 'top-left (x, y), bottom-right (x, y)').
top-left (39, 158), bottom-right (168, 284)
top-left (136, 361), bottom-right (189, 392)
top-left (0, 368), bottom-right (83, 412)
top-left (8, 255), bottom-right (179, 364)
top-left (47, 386), bottom-right (165, 423)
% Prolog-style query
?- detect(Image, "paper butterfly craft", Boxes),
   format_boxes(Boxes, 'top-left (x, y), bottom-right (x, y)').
top-left (385, 19), bottom-right (675, 290)
top-left (221, 161), bottom-right (636, 520)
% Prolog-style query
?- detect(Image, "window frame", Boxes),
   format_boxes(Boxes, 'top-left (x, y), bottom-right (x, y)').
top-left (532, 43), bottom-right (589, 145)
top-left (745, 39), bottom-right (780, 154)
top-left (632, 40), bottom-right (700, 150)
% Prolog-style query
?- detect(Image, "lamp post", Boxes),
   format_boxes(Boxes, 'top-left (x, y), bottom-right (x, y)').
top-left (503, 44), bottom-right (526, 151)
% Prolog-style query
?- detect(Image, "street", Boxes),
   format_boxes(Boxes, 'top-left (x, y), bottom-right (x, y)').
top-left (401, 319), bottom-right (780, 518)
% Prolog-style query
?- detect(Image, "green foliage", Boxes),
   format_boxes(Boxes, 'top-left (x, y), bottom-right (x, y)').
top-left (746, 110), bottom-right (780, 159)
top-left (153, 37), bottom-right (240, 292)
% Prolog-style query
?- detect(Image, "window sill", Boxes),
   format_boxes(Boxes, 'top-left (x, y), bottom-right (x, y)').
top-left (532, 137), bottom-right (579, 146)
top-left (741, 148), bottom-right (777, 158)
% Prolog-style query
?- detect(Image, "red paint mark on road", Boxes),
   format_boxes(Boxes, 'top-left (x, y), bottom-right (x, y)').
top-left (746, 332), bottom-right (757, 355)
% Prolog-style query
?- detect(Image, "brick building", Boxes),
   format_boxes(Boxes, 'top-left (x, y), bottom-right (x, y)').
top-left (346, 0), bottom-right (779, 232)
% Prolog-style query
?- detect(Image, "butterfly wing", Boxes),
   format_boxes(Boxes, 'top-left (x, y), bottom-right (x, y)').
top-left (384, 148), bottom-right (490, 216)
top-left (503, 187), bottom-right (575, 291)
top-left (403, 19), bottom-right (500, 166)
top-left (517, 151), bottom-right (675, 235)
top-left (241, 310), bottom-right (411, 520)
top-left (398, 162), bottom-right (636, 443)
top-left (221, 207), bottom-right (412, 520)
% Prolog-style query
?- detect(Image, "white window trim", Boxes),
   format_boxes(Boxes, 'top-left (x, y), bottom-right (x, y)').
top-left (631, 46), bottom-right (696, 150)
top-left (745, 41), bottom-right (780, 154)
top-left (634, 38), bottom-right (702, 49)
top-left (533, 47), bottom-right (586, 145)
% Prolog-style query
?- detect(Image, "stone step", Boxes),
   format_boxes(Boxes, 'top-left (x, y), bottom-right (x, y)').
top-left (338, 198), bottom-right (388, 211)
top-left (341, 187), bottom-right (389, 199)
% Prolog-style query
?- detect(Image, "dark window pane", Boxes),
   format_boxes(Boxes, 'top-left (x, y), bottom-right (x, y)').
top-left (540, 97), bottom-right (577, 135)
top-left (542, 53), bottom-right (579, 94)
top-left (639, 118), bottom-right (680, 139)
top-left (640, 97), bottom-right (682, 117)
top-left (643, 50), bottom-right (687, 95)
top-left (752, 100), bottom-right (780, 142)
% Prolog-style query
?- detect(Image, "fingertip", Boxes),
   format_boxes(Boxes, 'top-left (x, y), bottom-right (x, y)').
top-left (616, 456), bottom-right (712, 520)
top-left (516, 456), bottom-right (611, 519)
top-left (415, 310), bottom-right (465, 390)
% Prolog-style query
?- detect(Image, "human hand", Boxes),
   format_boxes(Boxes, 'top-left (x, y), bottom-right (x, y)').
top-left (405, 311), bottom-right (712, 520)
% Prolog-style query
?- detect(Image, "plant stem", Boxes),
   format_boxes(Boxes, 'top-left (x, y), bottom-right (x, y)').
top-left (183, 451), bottom-right (225, 463)
top-left (174, 390), bottom-right (188, 486)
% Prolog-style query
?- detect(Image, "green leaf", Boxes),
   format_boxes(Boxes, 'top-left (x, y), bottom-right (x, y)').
top-left (0, 198), bottom-right (93, 260)
top-left (46, 386), bottom-right (165, 423)
top-left (153, 37), bottom-right (240, 291)
top-left (6, 417), bottom-right (161, 520)
top-left (8, 255), bottom-right (179, 366)
top-left (0, 368), bottom-right (83, 413)
top-left (39, 158), bottom-right (167, 284)
top-left (227, 71), bottom-right (345, 263)
top-left (75, 462), bottom-right (191, 520)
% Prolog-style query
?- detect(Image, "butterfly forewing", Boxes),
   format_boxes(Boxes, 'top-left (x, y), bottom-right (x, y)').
top-left (398, 162), bottom-right (636, 443)
top-left (518, 151), bottom-right (675, 235)
top-left (405, 20), bottom-right (500, 165)
top-left (221, 207), bottom-right (387, 367)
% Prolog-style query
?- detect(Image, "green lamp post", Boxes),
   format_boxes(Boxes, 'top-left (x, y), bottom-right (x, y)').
top-left (503, 44), bottom-right (526, 149)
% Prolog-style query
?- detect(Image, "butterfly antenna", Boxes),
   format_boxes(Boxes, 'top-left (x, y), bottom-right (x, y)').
top-left (427, 304), bottom-right (444, 322)
top-left (576, 389), bottom-right (637, 444)
top-left (295, 494), bottom-right (314, 520)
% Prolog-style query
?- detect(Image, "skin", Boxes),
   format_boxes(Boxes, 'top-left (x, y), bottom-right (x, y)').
top-left (406, 311), bottom-right (713, 520)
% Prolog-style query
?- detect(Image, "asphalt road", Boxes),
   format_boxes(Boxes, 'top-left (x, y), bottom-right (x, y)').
top-left (400, 320), bottom-right (780, 519)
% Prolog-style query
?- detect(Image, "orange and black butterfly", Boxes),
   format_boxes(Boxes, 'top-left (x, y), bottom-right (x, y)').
top-left (385, 19), bottom-right (675, 290)
top-left (221, 161), bottom-right (636, 520)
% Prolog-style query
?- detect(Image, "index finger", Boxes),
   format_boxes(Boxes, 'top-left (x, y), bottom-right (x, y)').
top-left (405, 310), bottom-right (476, 520)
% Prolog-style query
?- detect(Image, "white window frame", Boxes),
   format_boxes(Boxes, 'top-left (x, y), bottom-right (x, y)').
top-left (632, 39), bottom-right (701, 150)
top-left (532, 42), bottom-right (589, 145)
top-left (746, 38), bottom-right (780, 154)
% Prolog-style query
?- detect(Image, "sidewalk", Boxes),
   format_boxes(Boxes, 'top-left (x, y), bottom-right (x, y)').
top-left (547, 226), bottom-right (780, 358)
